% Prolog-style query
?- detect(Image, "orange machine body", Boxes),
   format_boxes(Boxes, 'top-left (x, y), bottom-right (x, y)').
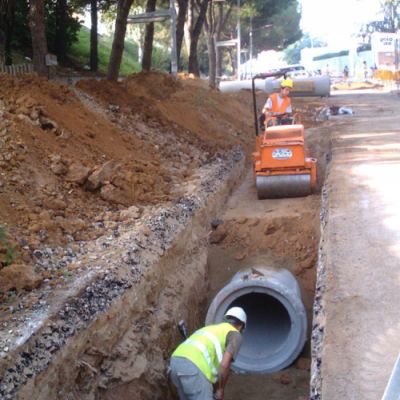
top-left (252, 124), bottom-right (317, 191)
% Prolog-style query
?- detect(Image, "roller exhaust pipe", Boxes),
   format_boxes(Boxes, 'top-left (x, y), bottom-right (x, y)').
top-left (206, 267), bottom-right (307, 373)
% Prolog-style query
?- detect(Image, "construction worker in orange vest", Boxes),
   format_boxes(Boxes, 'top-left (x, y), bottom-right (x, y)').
top-left (261, 78), bottom-right (294, 128)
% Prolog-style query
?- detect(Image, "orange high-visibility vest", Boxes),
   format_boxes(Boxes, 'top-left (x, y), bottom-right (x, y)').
top-left (269, 93), bottom-right (291, 113)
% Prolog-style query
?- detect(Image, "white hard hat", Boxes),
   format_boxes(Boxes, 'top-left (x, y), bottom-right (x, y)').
top-left (224, 307), bottom-right (247, 326)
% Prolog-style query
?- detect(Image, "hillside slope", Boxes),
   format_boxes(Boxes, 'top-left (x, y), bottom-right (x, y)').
top-left (0, 72), bottom-right (253, 296)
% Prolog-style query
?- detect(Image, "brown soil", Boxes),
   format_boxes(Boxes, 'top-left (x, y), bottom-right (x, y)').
top-left (0, 72), bottom-right (332, 400)
top-left (0, 72), bottom-right (253, 296)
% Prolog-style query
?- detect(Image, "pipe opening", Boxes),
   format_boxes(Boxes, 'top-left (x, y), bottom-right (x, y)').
top-left (229, 293), bottom-right (291, 361)
top-left (206, 267), bottom-right (307, 373)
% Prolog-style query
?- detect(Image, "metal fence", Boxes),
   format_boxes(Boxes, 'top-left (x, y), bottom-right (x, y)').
top-left (0, 63), bottom-right (34, 75)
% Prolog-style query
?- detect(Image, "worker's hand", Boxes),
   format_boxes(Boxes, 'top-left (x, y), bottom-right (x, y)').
top-left (214, 388), bottom-right (224, 400)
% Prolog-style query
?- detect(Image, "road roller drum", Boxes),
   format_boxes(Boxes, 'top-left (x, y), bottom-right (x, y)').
top-left (256, 174), bottom-right (311, 199)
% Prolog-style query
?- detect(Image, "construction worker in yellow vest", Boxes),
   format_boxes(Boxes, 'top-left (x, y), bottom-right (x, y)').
top-left (262, 78), bottom-right (294, 128)
top-left (169, 307), bottom-right (247, 400)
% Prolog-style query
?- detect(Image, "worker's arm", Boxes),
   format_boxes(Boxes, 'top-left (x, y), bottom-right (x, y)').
top-left (262, 97), bottom-right (273, 115)
top-left (214, 351), bottom-right (234, 400)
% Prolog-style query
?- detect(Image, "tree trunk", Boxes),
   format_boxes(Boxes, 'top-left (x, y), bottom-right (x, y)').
top-left (215, 2), bottom-right (223, 79)
top-left (207, 34), bottom-right (217, 88)
top-left (183, 0), bottom-right (192, 60)
top-left (188, 0), bottom-right (207, 76)
top-left (141, 0), bottom-right (157, 71)
top-left (90, 0), bottom-right (98, 71)
top-left (176, 0), bottom-right (188, 66)
top-left (230, 47), bottom-right (236, 77)
top-left (216, 46), bottom-right (222, 79)
top-left (107, 0), bottom-right (134, 80)
top-left (29, 0), bottom-right (48, 76)
top-left (55, 0), bottom-right (67, 63)
top-left (206, 0), bottom-right (216, 88)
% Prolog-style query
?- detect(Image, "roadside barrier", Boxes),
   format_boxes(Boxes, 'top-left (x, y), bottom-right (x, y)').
top-left (373, 69), bottom-right (400, 82)
top-left (0, 63), bottom-right (34, 75)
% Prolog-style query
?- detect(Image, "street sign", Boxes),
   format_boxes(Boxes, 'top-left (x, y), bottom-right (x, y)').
top-left (127, 10), bottom-right (172, 23)
top-left (45, 54), bottom-right (58, 66)
top-left (216, 39), bottom-right (238, 47)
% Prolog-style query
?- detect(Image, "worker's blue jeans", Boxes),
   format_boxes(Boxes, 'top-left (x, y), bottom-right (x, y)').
top-left (169, 356), bottom-right (213, 400)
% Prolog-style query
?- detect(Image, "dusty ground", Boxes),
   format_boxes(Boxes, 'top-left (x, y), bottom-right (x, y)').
top-left (311, 90), bottom-right (400, 400)
top-left (0, 72), bottom-right (334, 399)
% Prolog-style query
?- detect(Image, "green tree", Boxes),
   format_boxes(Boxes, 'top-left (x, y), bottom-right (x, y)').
top-left (249, 0), bottom-right (301, 53)
top-left (381, 0), bottom-right (400, 32)
top-left (188, 0), bottom-right (208, 76)
top-left (45, 0), bottom-right (81, 62)
top-left (142, 0), bottom-right (157, 71)
top-left (176, 0), bottom-right (188, 66)
top-left (107, 0), bottom-right (135, 80)
top-left (360, 0), bottom-right (400, 40)
top-left (90, 0), bottom-right (98, 70)
top-left (204, 0), bottom-right (301, 84)
top-left (1, 0), bottom-right (81, 67)
top-left (0, 0), bottom-right (16, 64)
top-left (0, 0), bottom-right (31, 64)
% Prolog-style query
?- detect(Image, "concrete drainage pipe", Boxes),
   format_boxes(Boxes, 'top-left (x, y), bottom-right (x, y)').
top-left (206, 267), bottom-right (307, 373)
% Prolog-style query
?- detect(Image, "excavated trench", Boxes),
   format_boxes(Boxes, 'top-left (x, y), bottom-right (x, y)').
top-left (204, 212), bottom-right (319, 400)
top-left (184, 121), bottom-right (331, 400)
top-left (0, 117), bottom-right (331, 399)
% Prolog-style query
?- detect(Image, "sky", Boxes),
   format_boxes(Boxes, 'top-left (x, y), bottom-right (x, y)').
top-left (300, 0), bottom-right (383, 48)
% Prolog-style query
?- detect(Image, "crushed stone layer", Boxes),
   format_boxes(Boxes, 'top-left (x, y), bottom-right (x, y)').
top-left (311, 91), bottom-right (400, 400)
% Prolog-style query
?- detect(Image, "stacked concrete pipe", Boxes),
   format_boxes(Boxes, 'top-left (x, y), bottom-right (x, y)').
top-left (219, 75), bottom-right (330, 97)
top-left (206, 267), bottom-right (307, 373)
top-left (264, 76), bottom-right (331, 97)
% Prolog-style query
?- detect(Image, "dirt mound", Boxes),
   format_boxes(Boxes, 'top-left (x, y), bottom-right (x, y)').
top-left (0, 75), bottom-right (170, 246)
top-left (0, 72), bottom-right (253, 296)
top-left (210, 213), bottom-right (318, 275)
top-left (77, 73), bottom-right (253, 154)
top-left (125, 70), bottom-right (182, 99)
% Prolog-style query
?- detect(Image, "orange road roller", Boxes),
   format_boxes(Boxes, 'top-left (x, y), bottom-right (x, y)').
top-left (252, 124), bottom-right (316, 198)
top-left (251, 73), bottom-right (317, 199)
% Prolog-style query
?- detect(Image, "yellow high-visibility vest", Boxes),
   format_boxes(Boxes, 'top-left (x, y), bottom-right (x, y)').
top-left (172, 322), bottom-right (238, 383)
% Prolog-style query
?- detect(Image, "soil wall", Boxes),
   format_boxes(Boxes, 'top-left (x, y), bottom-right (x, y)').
top-left (0, 151), bottom-right (245, 400)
